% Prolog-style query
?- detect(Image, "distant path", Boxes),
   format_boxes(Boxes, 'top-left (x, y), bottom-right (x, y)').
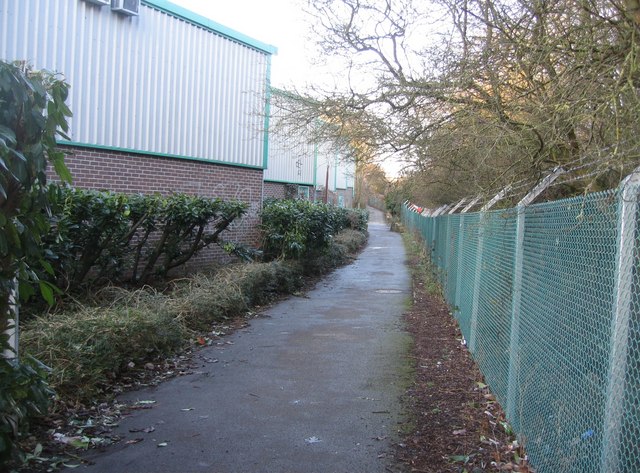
top-left (81, 209), bottom-right (411, 473)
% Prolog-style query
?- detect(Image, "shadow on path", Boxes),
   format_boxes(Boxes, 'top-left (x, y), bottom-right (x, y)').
top-left (81, 209), bottom-right (411, 473)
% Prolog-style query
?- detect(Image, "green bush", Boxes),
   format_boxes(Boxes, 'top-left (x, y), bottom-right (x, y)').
top-left (44, 187), bottom-right (248, 289)
top-left (0, 60), bottom-right (72, 463)
top-left (260, 199), bottom-right (368, 260)
top-left (0, 357), bottom-right (52, 464)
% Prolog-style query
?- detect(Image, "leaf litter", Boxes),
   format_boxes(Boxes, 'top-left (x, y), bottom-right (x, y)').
top-left (397, 249), bottom-right (534, 472)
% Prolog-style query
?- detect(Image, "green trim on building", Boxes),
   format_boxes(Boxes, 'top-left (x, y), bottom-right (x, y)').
top-left (143, 0), bottom-right (277, 55)
top-left (263, 55), bottom-right (272, 170)
top-left (58, 141), bottom-right (264, 171)
top-left (265, 179), bottom-right (315, 186)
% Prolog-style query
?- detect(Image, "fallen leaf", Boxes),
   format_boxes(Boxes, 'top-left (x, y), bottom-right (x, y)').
top-left (157, 442), bottom-right (168, 447)
top-left (136, 400), bottom-right (156, 405)
top-left (125, 438), bottom-right (144, 445)
top-left (181, 408), bottom-right (195, 411)
top-left (129, 426), bottom-right (155, 433)
top-left (453, 429), bottom-right (467, 435)
top-left (69, 437), bottom-right (90, 449)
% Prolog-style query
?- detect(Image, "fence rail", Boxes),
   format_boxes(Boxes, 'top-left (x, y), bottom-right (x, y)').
top-left (402, 176), bottom-right (640, 473)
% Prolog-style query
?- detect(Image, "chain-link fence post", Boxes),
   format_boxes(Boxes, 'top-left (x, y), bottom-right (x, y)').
top-left (600, 171), bottom-right (640, 473)
top-left (2, 278), bottom-right (19, 360)
top-left (506, 168), bottom-right (565, 423)
top-left (469, 187), bottom-right (511, 352)
top-left (454, 213), bottom-right (466, 318)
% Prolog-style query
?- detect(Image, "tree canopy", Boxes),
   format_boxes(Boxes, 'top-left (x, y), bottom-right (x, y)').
top-left (293, 0), bottom-right (640, 207)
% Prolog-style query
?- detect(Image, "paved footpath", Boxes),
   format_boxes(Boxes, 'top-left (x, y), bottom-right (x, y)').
top-left (81, 208), bottom-right (411, 473)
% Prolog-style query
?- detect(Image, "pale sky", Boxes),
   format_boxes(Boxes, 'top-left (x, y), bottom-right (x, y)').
top-left (169, 0), bottom-right (322, 89)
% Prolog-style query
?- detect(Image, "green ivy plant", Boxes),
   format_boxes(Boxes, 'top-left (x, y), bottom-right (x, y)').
top-left (0, 60), bottom-right (72, 463)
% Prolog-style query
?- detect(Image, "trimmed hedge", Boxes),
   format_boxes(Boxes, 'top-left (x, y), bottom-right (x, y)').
top-left (260, 199), bottom-right (368, 260)
top-left (43, 186), bottom-right (248, 289)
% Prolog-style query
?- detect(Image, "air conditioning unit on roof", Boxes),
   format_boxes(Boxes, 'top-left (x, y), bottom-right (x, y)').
top-left (111, 0), bottom-right (139, 16)
top-left (84, 0), bottom-right (110, 6)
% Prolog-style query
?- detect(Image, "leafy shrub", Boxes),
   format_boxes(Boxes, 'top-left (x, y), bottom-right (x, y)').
top-left (0, 357), bottom-right (52, 464)
top-left (45, 187), bottom-right (248, 288)
top-left (0, 60), bottom-right (71, 462)
top-left (260, 200), bottom-right (368, 260)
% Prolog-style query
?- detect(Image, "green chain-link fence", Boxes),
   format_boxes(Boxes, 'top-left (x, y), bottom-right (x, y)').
top-left (402, 177), bottom-right (640, 473)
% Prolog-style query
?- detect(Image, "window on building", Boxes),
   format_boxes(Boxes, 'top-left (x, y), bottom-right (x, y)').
top-left (298, 186), bottom-right (310, 200)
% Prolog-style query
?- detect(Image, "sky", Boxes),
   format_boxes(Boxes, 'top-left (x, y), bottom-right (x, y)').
top-left (169, 0), bottom-right (321, 89)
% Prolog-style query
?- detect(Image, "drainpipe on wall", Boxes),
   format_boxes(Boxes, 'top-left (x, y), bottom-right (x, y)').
top-left (324, 163), bottom-right (330, 204)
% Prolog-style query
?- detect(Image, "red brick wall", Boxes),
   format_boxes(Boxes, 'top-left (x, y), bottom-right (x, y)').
top-left (263, 181), bottom-right (287, 200)
top-left (263, 182), bottom-right (315, 201)
top-left (49, 145), bottom-right (264, 268)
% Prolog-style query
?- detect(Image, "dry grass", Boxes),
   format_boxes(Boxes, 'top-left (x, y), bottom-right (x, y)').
top-left (22, 301), bottom-right (185, 401)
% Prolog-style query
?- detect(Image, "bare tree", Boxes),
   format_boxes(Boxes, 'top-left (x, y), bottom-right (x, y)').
top-left (288, 0), bottom-right (640, 207)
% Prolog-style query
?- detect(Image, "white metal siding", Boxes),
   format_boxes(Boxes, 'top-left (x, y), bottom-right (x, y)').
top-left (335, 156), bottom-right (354, 190)
top-left (264, 102), bottom-right (315, 184)
top-left (0, 0), bottom-right (270, 168)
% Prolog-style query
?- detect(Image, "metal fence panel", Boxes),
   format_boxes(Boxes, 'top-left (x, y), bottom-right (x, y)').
top-left (401, 180), bottom-right (640, 473)
top-left (515, 190), bottom-right (617, 471)
top-left (474, 209), bottom-right (517, 404)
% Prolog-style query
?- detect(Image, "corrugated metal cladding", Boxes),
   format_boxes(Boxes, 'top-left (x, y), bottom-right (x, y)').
top-left (335, 159), bottom-right (355, 190)
top-left (0, 0), bottom-right (273, 168)
top-left (265, 101), bottom-right (316, 184)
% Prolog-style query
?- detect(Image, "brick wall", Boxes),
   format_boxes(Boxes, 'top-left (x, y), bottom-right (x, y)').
top-left (263, 181), bottom-right (287, 200)
top-left (49, 145), bottom-right (264, 269)
top-left (263, 182), bottom-right (315, 201)
top-left (312, 188), bottom-right (355, 208)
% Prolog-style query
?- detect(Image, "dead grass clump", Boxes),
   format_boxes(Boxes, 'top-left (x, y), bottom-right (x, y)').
top-left (169, 272), bottom-right (248, 332)
top-left (170, 261), bottom-right (303, 330)
top-left (303, 229), bottom-right (368, 275)
top-left (235, 261), bottom-right (303, 306)
top-left (22, 302), bottom-right (185, 401)
top-left (334, 229), bottom-right (368, 254)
